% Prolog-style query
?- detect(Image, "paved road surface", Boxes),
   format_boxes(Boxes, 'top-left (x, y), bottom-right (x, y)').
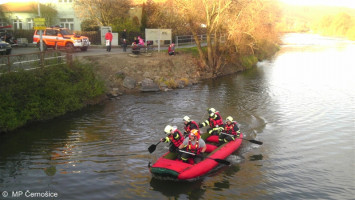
top-left (10, 43), bottom-right (201, 57)
top-left (11, 46), bottom-right (129, 57)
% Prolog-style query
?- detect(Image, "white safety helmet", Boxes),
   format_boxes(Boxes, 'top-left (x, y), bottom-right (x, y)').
top-left (208, 108), bottom-right (216, 117)
top-left (164, 125), bottom-right (173, 134)
top-left (183, 116), bottom-right (190, 122)
top-left (226, 116), bottom-right (233, 122)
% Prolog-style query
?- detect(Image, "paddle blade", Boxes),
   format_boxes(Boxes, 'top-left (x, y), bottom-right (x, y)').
top-left (148, 145), bottom-right (156, 153)
top-left (248, 139), bottom-right (263, 145)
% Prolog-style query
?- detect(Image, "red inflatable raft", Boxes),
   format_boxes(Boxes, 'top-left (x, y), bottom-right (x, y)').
top-left (149, 133), bottom-right (243, 180)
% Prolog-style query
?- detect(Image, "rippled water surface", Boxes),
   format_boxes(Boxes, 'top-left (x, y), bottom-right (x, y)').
top-left (1, 33), bottom-right (354, 199)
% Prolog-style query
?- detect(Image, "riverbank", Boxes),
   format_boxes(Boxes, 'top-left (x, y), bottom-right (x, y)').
top-left (0, 45), bottom-right (277, 133)
top-left (78, 51), bottom-right (247, 97)
top-left (0, 62), bottom-right (106, 133)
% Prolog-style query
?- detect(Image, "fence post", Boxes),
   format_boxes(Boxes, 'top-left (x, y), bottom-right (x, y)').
top-left (176, 36), bottom-right (178, 48)
top-left (66, 53), bottom-right (72, 67)
top-left (40, 52), bottom-right (45, 68)
top-left (7, 55), bottom-right (11, 73)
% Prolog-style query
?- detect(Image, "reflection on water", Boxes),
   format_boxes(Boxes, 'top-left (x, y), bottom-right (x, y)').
top-left (150, 178), bottom-right (205, 199)
top-left (1, 33), bottom-right (354, 199)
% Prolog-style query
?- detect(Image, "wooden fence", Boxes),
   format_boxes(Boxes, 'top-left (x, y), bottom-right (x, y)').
top-left (0, 50), bottom-right (71, 74)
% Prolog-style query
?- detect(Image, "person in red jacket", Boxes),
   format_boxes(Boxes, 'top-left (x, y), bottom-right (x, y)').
top-left (161, 125), bottom-right (184, 153)
top-left (179, 129), bottom-right (206, 164)
top-left (105, 30), bottom-right (113, 52)
top-left (183, 116), bottom-right (200, 137)
top-left (218, 116), bottom-right (241, 145)
top-left (168, 43), bottom-right (175, 56)
top-left (199, 108), bottom-right (224, 135)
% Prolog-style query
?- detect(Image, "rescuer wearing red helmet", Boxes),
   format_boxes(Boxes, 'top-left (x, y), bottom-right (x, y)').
top-left (179, 129), bottom-right (206, 164)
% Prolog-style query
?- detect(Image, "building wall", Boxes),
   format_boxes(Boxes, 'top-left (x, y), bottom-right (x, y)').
top-left (1, 0), bottom-right (82, 31)
top-left (54, 0), bottom-right (81, 31)
top-left (3, 12), bottom-right (37, 30)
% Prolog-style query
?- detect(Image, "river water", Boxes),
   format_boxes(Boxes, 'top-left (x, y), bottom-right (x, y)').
top-left (0, 33), bottom-right (354, 199)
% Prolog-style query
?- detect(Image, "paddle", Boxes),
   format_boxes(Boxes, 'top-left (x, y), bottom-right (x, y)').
top-left (220, 132), bottom-right (263, 145)
top-left (179, 150), bottom-right (231, 165)
top-left (148, 141), bottom-right (161, 153)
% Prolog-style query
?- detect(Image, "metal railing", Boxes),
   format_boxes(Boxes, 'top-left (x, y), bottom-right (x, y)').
top-left (0, 50), bottom-right (70, 74)
top-left (175, 34), bottom-right (226, 47)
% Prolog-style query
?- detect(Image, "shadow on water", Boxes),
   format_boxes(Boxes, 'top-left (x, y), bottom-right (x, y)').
top-left (0, 104), bottom-right (106, 178)
top-left (150, 177), bottom-right (205, 199)
top-left (249, 154), bottom-right (263, 161)
top-left (150, 163), bottom-right (242, 198)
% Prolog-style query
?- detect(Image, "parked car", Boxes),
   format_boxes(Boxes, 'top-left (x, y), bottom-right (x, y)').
top-left (0, 29), bottom-right (17, 47)
top-left (33, 26), bottom-right (90, 52)
top-left (0, 39), bottom-right (12, 55)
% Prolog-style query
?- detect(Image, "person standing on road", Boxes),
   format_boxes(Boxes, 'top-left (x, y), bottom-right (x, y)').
top-left (122, 39), bottom-right (127, 52)
top-left (105, 30), bottom-right (113, 52)
top-left (121, 29), bottom-right (127, 40)
top-left (121, 29), bottom-right (127, 52)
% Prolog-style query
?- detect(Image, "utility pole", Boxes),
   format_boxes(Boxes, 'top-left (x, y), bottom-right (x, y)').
top-left (38, 0), bottom-right (43, 52)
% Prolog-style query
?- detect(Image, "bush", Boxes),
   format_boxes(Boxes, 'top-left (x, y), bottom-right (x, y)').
top-left (76, 31), bottom-right (101, 45)
top-left (255, 39), bottom-right (280, 61)
top-left (240, 55), bottom-right (258, 69)
top-left (0, 61), bottom-right (105, 133)
top-left (14, 29), bottom-right (35, 43)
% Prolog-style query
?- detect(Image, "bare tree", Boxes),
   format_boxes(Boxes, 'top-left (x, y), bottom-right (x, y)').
top-left (174, 0), bottom-right (232, 75)
top-left (74, 0), bottom-right (132, 26)
top-left (171, 0), bottom-right (280, 75)
top-left (227, 0), bottom-right (280, 56)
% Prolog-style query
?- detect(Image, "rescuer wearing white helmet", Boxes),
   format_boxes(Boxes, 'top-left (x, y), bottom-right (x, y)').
top-left (161, 125), bottom-right (185, 153)
top-left (199, 108), bottom-right (224, 135)
top-left (183, 116), bottom-right (200, 137)
top-left (218, 116), bottom-right (241, 145)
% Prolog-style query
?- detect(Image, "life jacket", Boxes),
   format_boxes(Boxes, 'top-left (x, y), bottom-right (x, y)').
top-left (224, 122), bottom-right (238, 135)
top-left (209, 112), bottom-right (223, 128)
top-left (184, 121), bottom-right (200, 133)
top-left (168, 129), bottom-right (184, 147)
top-left (187, 139), bottom-right (201, 155)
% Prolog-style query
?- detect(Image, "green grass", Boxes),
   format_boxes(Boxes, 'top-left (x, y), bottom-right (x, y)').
top-left (240, 55), bottom-right (258, 69)
top-left (0, 61), bottom-right (106, 133)
top-left (176, 46), bottom-right (206, 57)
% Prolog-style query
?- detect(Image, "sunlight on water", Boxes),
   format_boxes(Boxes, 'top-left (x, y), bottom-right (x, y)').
top-left (256, 33), bottom-right (355, 199)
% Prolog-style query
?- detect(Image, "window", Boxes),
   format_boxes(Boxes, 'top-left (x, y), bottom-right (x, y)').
top-left (27, 18), bottom-right (34, 30)
top-left (0, 18), bottom-right (8, 27)
top-left (45, 29), bottom-right (57, 36)
top-left (13, 19), bottom-right (23, 30)
top-left (60, 18), bottom-right (74, 30)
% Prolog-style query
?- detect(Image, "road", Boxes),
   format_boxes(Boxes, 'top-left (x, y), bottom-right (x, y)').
top-left (10, 43), bottom-right (201, 57)
top-left (11, 46), bottom-right (129, 57)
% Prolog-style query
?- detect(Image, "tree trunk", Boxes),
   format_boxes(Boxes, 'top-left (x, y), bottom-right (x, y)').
top-left (206, 33), bottom-right (214, 71)
top-left (191, 31), bottom-right (208, 69)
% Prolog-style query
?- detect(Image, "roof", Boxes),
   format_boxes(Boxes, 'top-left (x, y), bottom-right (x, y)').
top-left (1, 2), bottom-right (37, 13)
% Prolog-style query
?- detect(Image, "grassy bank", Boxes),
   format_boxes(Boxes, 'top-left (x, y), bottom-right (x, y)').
top-left (0, 61), bottom-right (106, 133)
